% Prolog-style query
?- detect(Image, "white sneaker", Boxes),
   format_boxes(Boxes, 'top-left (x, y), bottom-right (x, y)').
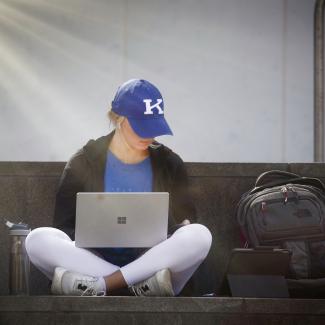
top-left (130, 269), bottom-right (175, 297)
top-left (51, 267), bottom-right (106, 296)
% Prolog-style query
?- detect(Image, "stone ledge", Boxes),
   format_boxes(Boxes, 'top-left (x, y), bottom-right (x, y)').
top-left (1, 162), bottom-right (323, 178)
top-left (1, 296), bottom-right (325, 315)
top-left (0, 162), bottom-right (290, 178)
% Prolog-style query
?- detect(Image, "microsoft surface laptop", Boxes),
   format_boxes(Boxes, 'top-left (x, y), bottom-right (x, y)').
top-left (75, 192), bottom-right (169, 248)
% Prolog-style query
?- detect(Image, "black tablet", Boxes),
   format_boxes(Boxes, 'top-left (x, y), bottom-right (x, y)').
top-left (225, 248), bottom-right (291, 298)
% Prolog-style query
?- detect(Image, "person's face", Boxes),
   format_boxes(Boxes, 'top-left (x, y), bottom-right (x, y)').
top-left (120, 118), bottom-right (154, 151)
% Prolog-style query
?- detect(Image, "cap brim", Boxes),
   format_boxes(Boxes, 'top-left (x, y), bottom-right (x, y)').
top-left (128, 116), bottom-right (173, 138)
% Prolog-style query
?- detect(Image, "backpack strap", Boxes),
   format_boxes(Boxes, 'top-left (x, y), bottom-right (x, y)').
top-left (250, 170), bottom-right (325, 194)
top-left (255, 170), bottom-right (300, 187)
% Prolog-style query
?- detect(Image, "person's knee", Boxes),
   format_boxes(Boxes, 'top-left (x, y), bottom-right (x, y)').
top-left (177, 223), bottom-right (212, 259)
top-left (191, 224), bottom-right (212, 257)
top-left (25, 227), bottom-right (67, 258)
top-left (25, 227), bottom-right (49, 257)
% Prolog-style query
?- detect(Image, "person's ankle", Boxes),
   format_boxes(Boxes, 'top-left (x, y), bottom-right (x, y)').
top-left (104, 270), bottom-right (127, 292)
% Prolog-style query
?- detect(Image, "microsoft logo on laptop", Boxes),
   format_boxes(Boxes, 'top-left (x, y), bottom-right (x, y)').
top-left (117, 217), bottom-right (127, 224)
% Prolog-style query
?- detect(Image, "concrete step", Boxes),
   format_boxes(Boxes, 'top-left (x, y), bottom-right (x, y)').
top-left (1, 296), bottom-right (325, 325)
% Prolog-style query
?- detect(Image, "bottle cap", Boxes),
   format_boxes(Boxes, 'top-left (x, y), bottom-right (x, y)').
top-left (5, 220), bottom-right (31, 236)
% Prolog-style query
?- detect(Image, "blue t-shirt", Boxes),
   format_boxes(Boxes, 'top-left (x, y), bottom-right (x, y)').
top-left (93, 150), bottom-right (153, 267)
top-left (104, 150), bottom-right (153, 193)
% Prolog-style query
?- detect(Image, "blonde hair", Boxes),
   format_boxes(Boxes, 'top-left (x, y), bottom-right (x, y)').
top-left (107, 109), bottom-right (122, 127)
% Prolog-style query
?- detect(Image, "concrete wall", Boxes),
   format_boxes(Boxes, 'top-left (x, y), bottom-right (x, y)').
top-left (0, 0), bottom-right (314, 162)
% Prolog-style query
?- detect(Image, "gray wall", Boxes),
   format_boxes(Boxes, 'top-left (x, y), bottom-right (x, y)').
top-left (0, 0), bottom-right (315, 162)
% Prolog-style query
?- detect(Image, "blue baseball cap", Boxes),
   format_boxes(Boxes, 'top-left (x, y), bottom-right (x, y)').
top-left (111, 79), bottom-right (173, 138)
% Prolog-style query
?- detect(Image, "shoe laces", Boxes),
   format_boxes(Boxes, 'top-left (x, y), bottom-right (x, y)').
top-left (76, 276), bottom-right (105, 297)
top-left (81, 286), bottom-right (105, 296)
top-left (130, 284), bottom-right (151, 296)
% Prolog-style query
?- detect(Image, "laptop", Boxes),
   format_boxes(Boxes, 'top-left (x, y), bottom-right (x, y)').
top-left (75, 192), bottom-right (169, 248)
top-left (225, 248), bottom-right (291, 298)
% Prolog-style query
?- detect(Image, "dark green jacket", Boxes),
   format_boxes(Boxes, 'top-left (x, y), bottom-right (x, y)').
top-left (53, 131), bottom-right (196, 240)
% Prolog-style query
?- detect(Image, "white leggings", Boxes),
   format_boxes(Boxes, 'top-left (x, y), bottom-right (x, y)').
top-left (25, 223), bottom-right (212, 295)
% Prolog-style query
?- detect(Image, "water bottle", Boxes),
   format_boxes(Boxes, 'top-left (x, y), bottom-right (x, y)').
top-left (6, 220), bottom-right (31, 295)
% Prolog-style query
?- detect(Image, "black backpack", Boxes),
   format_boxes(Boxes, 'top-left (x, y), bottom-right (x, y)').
top-left (236, 170), bottom-right (325, 297)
